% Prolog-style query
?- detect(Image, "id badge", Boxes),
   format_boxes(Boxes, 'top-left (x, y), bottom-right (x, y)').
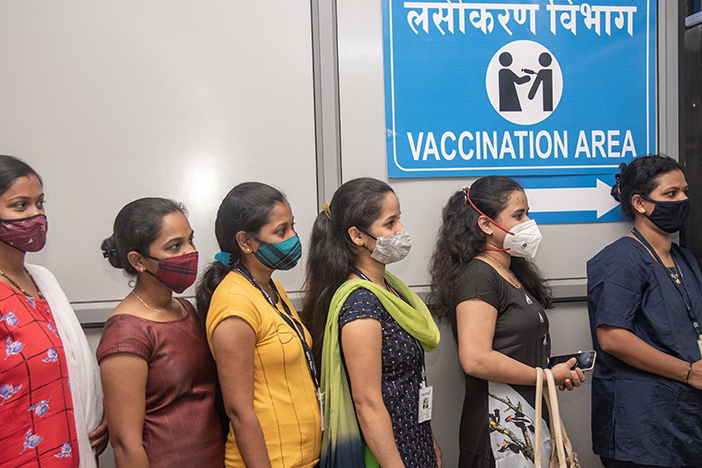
top-left (317, 389), bottom-right (325, 432)
top-left (697, 339), bottom-right (702, 359)
top-left (417, 385), bottom-right (433, 424)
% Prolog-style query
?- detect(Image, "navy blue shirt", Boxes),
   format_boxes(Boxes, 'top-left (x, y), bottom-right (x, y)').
top-left (588, 237), bottom-right (702, 466)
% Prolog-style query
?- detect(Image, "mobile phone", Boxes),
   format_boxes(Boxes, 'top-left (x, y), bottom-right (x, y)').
top-left (548, 350), bottom-right (597, 371)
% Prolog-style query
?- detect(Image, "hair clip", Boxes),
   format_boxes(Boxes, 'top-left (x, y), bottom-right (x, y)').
top-left (461, 187), bottom-right (470, 204)
top-left (214, 251), bottom-right (233, 267)
top-left (102, 248), bottom-right (117, 259)
top-left (321, 203), bottom-right (332, 220)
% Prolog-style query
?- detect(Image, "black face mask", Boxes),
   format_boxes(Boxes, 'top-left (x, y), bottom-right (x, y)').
top-left (641, 195), bottom-right (690, 233)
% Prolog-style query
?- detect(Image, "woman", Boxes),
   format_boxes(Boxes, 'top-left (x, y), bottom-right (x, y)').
top-left (0, 155), bottom-right (106, 467)
top-left (304, 177), bottom-right (441, 468)
top-left (429, 176), bottom-right (584, 468)
top-left (97, 198), bottom-right (224, 467)
top-left (588, 156), bottom-right (702, 467)
top-left (197, 182), bottom-right (320, 468)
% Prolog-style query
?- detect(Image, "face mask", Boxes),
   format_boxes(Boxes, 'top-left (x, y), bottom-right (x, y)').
top-left (253, 234), bottom-right (302, 271)
top-left (499, 219), bottom-right (543, 258)
top-left (641, 195), bottom-right (690, 233)
top-left (144, 250), bottom-right (199, 293)
top-left (363, 228), bottom-right (412, 264)
top-left (0, 214), bottom-right (48, 253)
top-left (464, 188), bottom-right (542, 258)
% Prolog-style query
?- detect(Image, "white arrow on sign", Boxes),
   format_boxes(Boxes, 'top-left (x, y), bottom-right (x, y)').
top-left (523, 179), bottom-right (620, 219)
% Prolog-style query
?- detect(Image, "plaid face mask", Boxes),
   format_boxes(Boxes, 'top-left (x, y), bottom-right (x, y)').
top-left (253, 234), bottom-right (302, 271)
top-left (145, 250), bottom-right (199, 293)
top-left (0, 214), bottom-right (48, 252)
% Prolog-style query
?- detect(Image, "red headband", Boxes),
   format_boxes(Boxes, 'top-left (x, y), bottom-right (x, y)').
top-left (462, 187), bottom-right (515, 238)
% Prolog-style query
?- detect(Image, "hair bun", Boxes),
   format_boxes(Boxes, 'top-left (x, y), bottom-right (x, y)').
top-left (610, 162), bottom-right (628, 202)
top-left (100, 235), bottom-right (123, 269)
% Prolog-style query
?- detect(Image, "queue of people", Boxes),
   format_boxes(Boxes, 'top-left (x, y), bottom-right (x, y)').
top-left (1, 153), bottom-right (701, 468)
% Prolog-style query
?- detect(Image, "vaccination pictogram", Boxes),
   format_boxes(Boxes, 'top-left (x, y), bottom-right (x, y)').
top-left (486, 40), bottom-right (563, 125)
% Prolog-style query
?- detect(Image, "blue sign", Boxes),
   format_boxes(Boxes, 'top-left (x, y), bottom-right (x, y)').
top-left (382, 0), bottom-right (657, 179)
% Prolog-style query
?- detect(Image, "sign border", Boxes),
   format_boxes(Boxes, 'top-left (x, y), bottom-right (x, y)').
top-left (385, 0), bottom-right (654, 175)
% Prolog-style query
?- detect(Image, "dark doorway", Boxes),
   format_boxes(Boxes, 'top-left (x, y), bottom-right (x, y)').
top-left (681, 1), bottom-right (702, 265)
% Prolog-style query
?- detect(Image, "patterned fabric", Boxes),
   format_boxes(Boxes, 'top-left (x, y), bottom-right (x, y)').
top-left (0, 214), bottom-right (48, 253)
top-left (146, 251), bottom-right (199, 293)
top-left (253, 234), bottom-right (302, 271)
top-left (0, 281), bottom-right (79, 466)
top-left (319, 272), bottom-right (440, 468)
top-left (339, 289), bottom-right (437, 467)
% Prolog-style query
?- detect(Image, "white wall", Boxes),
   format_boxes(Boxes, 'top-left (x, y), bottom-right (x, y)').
top-left (0, 0), bottom-right (319, 303)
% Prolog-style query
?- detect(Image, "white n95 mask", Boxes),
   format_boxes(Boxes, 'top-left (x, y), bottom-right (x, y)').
top-left (502, 219), bottom-right (542, 258)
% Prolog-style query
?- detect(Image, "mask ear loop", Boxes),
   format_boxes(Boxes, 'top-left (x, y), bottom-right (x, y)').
top-left (462, 187), bottom-right (513, 253)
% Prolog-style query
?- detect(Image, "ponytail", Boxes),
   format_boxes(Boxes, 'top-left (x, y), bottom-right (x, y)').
top-left (302, 177), bottom-right (394, 365)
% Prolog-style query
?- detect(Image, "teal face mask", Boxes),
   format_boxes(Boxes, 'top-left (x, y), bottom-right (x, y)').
top-left (253, 233), bottom-right (302, 271)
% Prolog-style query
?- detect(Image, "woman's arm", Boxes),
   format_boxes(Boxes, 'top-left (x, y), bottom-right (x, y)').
top-left (100, 354), bottom-right (149, 468)
top-left (341, 318), bottom-right (405, 468)
top-left (597, 325), bottom-right (702, 389)
top-left (212, 317), bottom-right (271, 468)
top-left (457, 298), bottom-right (584, 388)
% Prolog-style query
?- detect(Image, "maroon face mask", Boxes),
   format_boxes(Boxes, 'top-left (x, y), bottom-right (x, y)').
top-left (0, 214), bottom-right (48, 252)
top-left (144, 250), bottom-right (199, 293)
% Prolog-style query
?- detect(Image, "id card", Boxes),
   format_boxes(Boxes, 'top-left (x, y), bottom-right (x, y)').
top-left (698, 339), bottom-right (702, 359)
top-left (418, 385), bottom-right (433, 423)
top-left (317, 389), bottom-right (325, 432)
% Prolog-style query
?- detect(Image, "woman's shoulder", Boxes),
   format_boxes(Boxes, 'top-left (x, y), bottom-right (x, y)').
top-left (210, 271), bottom-right (261, 308)
top-left (587, 236), bottom-right (651, 281)
top-left (341, 287), bottom-right (382, 309)
top-left (339, 287), bottom-right (385, 325)
top-left (458, 258), bottom-right (502, 285)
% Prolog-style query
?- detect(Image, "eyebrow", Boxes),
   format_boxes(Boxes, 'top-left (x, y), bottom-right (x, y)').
top-left (6, 194), bottom-right (44, 202)
top-left (165, 230), bottom-right (194, 244)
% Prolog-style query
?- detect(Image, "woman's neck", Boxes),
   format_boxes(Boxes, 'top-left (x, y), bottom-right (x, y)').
top-left (354, 253), bottom-right (386, 284)
top-left (0, 242), bottom-right (26, 277)
top-left (240, 256), bottom-right (275, 296)
top-left (633, 218), bottom-right (672, 256)
top-left (133, 275), bottom-right (173, 309)
top-left (483, 248), bottom-right (512, 271)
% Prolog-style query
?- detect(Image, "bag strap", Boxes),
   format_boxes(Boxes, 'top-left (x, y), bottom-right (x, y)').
top-left (534, 368), bottom-right (544, 467)
top-left (545, 368), bottom-right (567, 467)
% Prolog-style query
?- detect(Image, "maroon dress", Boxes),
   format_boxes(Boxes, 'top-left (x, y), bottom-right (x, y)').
top-left (97, 299), bottom-right (224, 467)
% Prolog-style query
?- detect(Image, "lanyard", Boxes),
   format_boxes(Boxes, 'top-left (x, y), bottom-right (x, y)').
top-left (352, 267), bottom-right (428, 387)
top-left (235, 264), bottom-right (320, 390)
top-left (631, 228), bottom-right (701, 339)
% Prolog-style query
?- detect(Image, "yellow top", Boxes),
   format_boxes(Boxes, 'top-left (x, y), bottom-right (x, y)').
top-left (206, 272), bottom-right (321, 468)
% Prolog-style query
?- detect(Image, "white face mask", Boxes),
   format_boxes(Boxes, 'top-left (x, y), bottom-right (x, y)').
top-left (364, 227), bottom-right (412, 264)
top-left (502, 219), bottom-right (542, 258)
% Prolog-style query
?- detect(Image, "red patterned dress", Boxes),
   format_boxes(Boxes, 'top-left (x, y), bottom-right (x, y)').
top-left (0, 280), bottom-right (79, 467)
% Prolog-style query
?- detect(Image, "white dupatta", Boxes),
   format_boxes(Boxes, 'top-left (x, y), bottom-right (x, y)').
top-left (26, 264), bottom-right (103, 468)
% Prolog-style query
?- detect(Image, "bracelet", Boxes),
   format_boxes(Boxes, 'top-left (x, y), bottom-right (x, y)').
top-left (686, 362), bottom-right (693, 384)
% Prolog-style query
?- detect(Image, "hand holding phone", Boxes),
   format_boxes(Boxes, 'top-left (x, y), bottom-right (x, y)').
top-left (548, 350), bottom-right (597, 372)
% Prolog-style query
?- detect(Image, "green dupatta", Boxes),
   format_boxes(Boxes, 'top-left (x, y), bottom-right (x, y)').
top-left (319, 271), bottom-right (441, 468)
